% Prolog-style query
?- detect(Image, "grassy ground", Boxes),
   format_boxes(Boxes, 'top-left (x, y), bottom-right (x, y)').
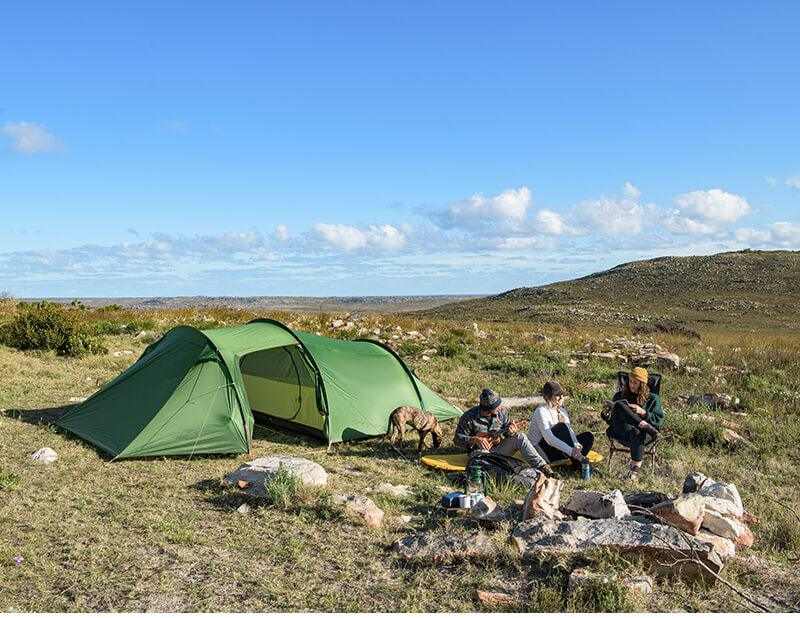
top-left (1, 302), bottom-right (799, 611)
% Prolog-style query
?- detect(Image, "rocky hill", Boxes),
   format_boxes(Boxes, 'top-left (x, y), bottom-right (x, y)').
top-left (423, 250), bottom-right (800, 330)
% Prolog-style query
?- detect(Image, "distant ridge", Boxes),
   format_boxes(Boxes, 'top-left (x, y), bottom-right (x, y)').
top-left (422, 250), bottom-right (800, 328)
top-left (29, 295), bottom-right (480, 314)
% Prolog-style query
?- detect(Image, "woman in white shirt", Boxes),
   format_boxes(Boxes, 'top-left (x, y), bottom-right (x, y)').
top-left (528, 380), bottom-right (594, 465)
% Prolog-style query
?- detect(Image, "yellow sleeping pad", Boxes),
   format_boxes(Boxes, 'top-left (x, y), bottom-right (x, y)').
top-left (420, 450), bottom-right (604, 472)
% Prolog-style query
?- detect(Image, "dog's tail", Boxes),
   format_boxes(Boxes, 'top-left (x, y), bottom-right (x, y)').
top-left (383, 408), bottom-right (398, 443)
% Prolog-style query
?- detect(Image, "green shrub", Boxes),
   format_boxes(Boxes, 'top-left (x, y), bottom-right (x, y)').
top-left (687, 419), bottom-right (725, 448)
top-left (92, 318), bottom-right (156, 336)
top-left (437, 328), bottom-right (474, 358)
top-left (264, 466), bottom-right (303, 509)
top-left (0, 302), bottom-right (106, 357)
top-left (566, 576), bottom-right (633, 612)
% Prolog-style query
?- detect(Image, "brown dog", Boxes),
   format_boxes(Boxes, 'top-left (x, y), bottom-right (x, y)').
top-left (386, 406), bottom-right (443, 454)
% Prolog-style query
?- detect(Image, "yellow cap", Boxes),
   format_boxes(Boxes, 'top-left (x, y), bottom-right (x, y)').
top-left (631, 367), bottom-right (649, 383)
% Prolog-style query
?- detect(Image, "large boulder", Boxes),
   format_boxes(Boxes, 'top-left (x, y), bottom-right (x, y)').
top-left (223, 456), bottom-right (328, 497)
top-left (511, 518), bottom-right (724, 582)
top-left (563, 489), bottom-right (631, 519)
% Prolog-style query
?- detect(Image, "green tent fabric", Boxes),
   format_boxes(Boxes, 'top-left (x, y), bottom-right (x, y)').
top-left (57, 319), bottom-right (462, 459)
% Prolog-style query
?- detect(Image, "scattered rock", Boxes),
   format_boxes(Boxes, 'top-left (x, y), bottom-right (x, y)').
top-left (421, 348), bottom-right (438, 356)
top-left (236, 503), bottom-right (251, 515)
top-left (656, 352), bottom-right (681, 371)
top-left (535, 334), bottom-right (551, 343)
top-left (585, 382), bottom-right (610, 390)
top-left (223, 456), bottom-right (328, 497)
top-left (333, 494), bottom-right (384, 529)
top-left (474, 590), bottom-right (517, 608)
top-left (393, 530), bottom-right (495, 564)
top-left (683, 366), bottom-right (702, 375)
top-left (512, 518), bottom-right (724, 582)
top-left (331, 319), bottom-right (345, 329)
top-left (688, 393), bottom-right (741, 411)
top-left (568, 568), bottom-right (615, 595)
top-left (721, 428), bottom-right (753, 448)
top-left (31, 447), bottom-right (58, 464)
top-left (371, 482), bottom-right (414, 499)
top-left (563, 489), bottom-right (631, 519)
top-left (652, 494), bottom-right (706, 535)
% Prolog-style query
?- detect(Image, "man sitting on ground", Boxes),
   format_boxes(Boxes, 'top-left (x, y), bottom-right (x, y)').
top-left (454, 388), bottom-right (553, 475)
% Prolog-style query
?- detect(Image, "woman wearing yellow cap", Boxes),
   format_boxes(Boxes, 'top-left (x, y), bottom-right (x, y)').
top-left (605, 367), bottom-right (664, 479)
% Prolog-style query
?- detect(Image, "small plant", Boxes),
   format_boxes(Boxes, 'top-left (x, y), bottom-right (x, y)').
top-left (0, 301), bottom-right (106, 357)
top-left (763, 511), bottom-right (800, 552)
top-left (264, 465), bottom-right (303, 509)
top-left (0, 469), bottom-right (20, 491)
top-left (687, 419), bottom-right (724, 448)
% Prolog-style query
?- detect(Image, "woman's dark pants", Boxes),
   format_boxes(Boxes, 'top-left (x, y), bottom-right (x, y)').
top-left (537, 422), bottom-right (594, 464)
top-left (606, 401), bottom-right (648, 462)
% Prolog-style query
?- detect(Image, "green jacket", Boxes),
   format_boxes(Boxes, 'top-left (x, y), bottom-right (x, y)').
top-left (613, 392), bottom-right (665, 429)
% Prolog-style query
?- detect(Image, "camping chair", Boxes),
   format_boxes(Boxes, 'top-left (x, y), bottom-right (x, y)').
top-left (607, 371), bottom-right (670, 471)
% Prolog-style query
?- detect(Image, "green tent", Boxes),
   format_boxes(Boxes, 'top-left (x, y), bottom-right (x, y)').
top-left (56, 319), bottom-right (461, 459)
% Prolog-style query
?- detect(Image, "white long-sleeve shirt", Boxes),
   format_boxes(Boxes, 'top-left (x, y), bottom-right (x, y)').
top-left (528, 404), bottom-right (580, 461)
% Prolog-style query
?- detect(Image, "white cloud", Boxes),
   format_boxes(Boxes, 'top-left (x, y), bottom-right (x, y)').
top-left (736, 222), bottom-right (800, 248)
top-left (274, 224), bottom-right (289, 241)
top-left (575, 197), bottom-right (643, 235)
top-left (2, 121), bottom-right (62, 154)
top-left (497, 236), bottom-right (552, 250)
top-left (664, 216), bottom-right (718, 236)
top-left (673, 189), bottom-right (750, 224)
top-left (665, 189), bottom-right (751, 236)
top-left (535, 209), bottom-right (571, 236)
top-left (623, 181), bottom-right (641, 200)
top-left (313, 223), bottom-right (407, 252)
top-left (444, 186), bottom-right (531, 227)
top-left (786, 176), bottom-right (800, 190)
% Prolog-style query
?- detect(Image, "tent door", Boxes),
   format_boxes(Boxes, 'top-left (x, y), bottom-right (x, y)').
top-left (239, 345), bottom-right (324, 431)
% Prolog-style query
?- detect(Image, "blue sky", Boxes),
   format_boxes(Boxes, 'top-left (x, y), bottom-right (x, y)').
top-left (1, 1), bottom-right (799, 297)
